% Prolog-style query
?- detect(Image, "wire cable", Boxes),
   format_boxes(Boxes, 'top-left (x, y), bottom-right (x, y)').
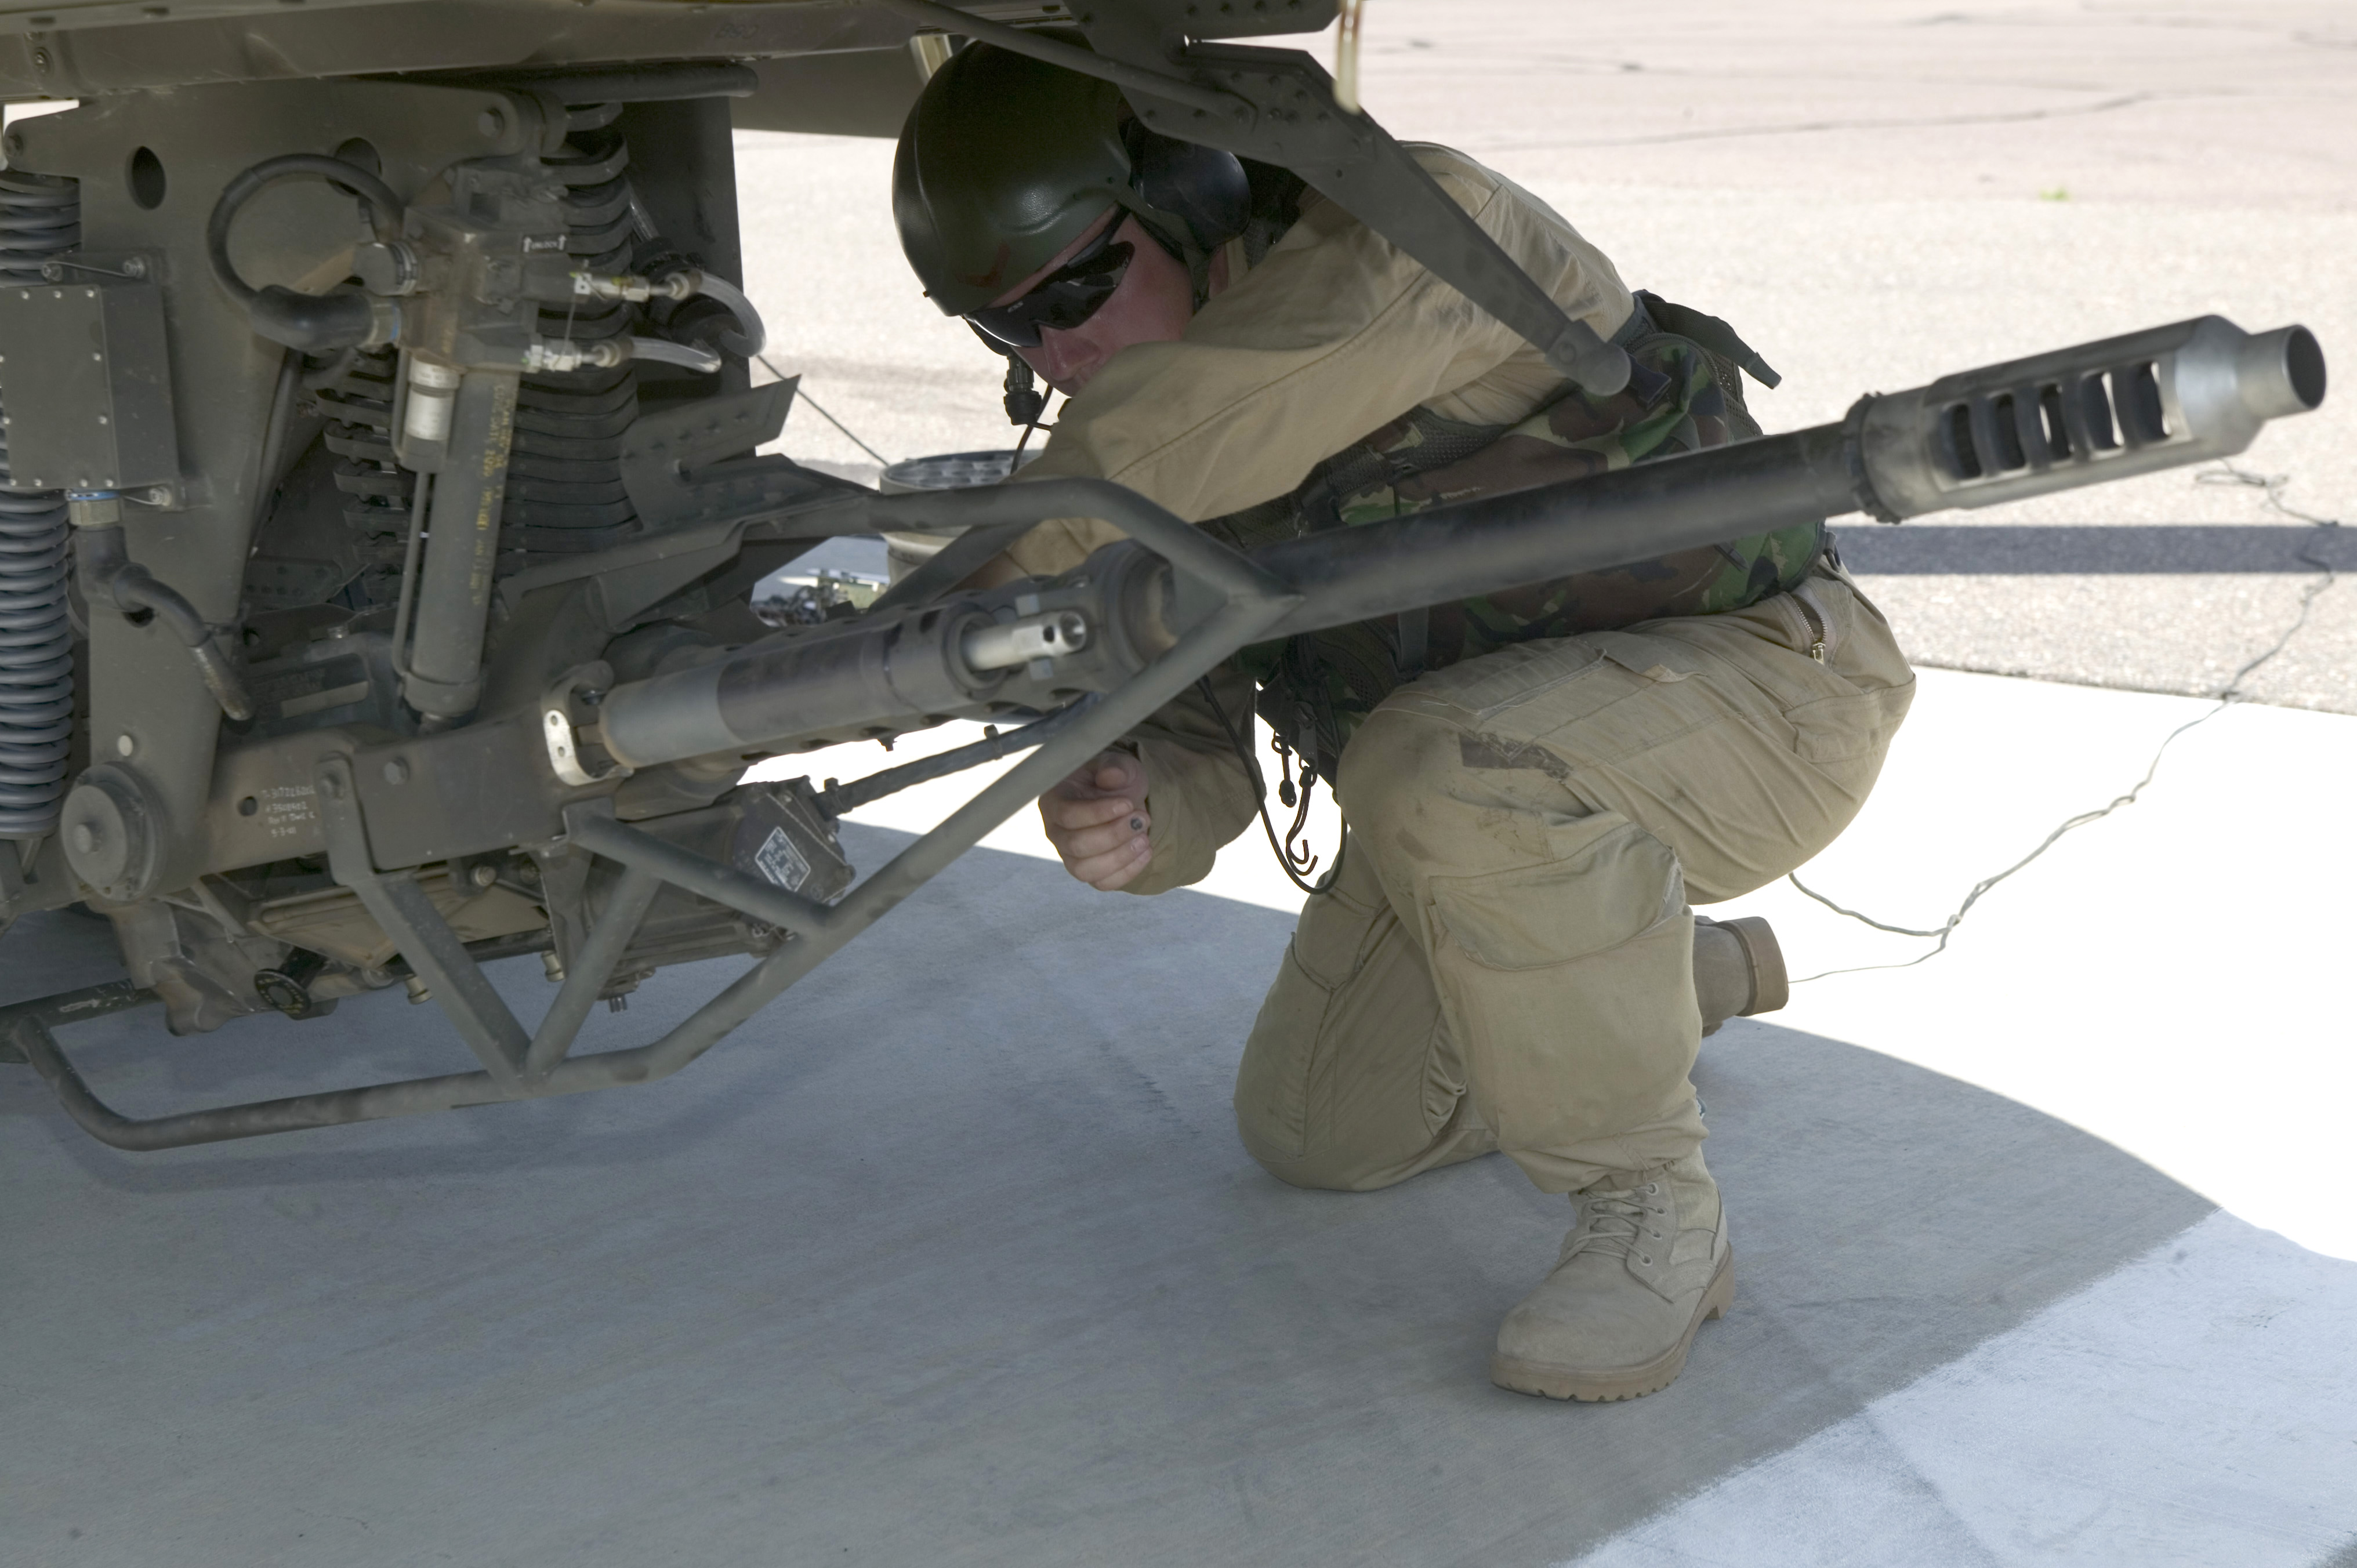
top-left (1787, 462), bottom-right (2343, 982)
top-left (1195, 676), bottom-right (1346, 897)
top-left (1011, 392), bottom-right (1057, 463)
top-left (753, 354), bottom-right (891, 469)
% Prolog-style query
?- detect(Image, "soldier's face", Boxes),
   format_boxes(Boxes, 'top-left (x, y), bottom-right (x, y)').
top-left (992, 212), bottom-right (1194, 395)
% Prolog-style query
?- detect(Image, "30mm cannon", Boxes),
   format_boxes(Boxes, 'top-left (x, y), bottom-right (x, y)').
top-left (591, 315), bottom-right (2326, 772)
top-left (4, 311), bottom-right (2325, 1149)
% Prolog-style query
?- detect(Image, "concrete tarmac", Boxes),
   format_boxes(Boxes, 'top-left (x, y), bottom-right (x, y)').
top-left (7, 814), bottom-right (2353, 1565)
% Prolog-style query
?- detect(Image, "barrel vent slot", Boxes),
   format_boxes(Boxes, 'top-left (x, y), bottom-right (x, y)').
top-left (2112, 361), bottom-right (2169, 444)
top-left (1988, 394), bottom-right (2029, 472)
top-left (1942, 402), bottom-right (1982, 480)
top-left (2076, 375), bottom-right (2120, 452)
top-left (2037, 383), bottom-right (2073, 459)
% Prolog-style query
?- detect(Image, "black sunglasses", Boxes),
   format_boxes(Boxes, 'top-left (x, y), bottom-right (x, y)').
top-left (967, 223), bottom-right (1134, 350)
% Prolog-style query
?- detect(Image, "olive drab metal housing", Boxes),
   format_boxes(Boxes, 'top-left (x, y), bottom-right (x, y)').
top-left (0, 0), bottom-right (2326, 1151)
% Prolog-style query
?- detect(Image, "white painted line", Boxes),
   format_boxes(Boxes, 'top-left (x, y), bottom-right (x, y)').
top-left (1571, 1210), bottom-right (2357, 1567)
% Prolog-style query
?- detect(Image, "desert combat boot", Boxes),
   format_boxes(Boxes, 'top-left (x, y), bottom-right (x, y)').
top-left (1490, 1150), bottom-right (1733, 1402)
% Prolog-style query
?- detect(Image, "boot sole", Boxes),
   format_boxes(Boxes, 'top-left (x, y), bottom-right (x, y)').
top-left (1488, 1248), bottom-right (1735, 1403)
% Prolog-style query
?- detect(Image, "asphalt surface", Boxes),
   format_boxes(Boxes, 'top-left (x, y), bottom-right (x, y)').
top-left (738, 0), bottom-right (2356, 710)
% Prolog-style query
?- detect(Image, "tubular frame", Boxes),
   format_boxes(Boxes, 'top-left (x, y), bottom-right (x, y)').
top-left (12, 496), bottom-right (1296, 1149)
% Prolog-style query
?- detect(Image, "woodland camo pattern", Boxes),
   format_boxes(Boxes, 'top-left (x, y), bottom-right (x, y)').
top-left (1203, 329), bottom-right (1826, 772)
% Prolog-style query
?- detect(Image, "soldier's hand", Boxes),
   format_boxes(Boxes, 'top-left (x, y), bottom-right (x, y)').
top-left (1040, 749), bottom-right (1154, 891)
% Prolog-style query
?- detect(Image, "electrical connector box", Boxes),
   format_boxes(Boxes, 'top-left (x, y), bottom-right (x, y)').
top-left (0, 275), bottom-right (179, 492)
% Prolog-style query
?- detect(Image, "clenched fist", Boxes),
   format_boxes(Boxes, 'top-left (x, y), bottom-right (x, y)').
top-left (1039, 749), bottom-right (1155, 891)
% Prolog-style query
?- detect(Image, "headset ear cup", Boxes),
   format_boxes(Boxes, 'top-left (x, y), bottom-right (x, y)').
top-left (1127, 128), bottom-right (1251, 251)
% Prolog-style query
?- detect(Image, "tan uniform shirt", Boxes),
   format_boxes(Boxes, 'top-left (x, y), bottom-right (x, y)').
top-left (1006, 146), bottom-right (1637, 577)
top-left (1011, 146), bottom-right (1638, 894)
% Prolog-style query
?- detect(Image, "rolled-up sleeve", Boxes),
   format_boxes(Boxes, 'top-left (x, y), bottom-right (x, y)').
top-left (1116, 666), bottom-right (1261, 896)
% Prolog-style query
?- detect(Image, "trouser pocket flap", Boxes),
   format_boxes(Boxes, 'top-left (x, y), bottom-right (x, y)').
top-left (1430, 817), bottom-right (1680, 970)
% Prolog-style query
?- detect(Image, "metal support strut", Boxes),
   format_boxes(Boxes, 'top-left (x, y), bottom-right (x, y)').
top-left (7, 495), bottom-right (1295, 1150)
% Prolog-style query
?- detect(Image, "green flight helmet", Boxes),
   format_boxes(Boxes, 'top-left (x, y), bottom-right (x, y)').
top-left (894, 42), bottom-right (1133, 317)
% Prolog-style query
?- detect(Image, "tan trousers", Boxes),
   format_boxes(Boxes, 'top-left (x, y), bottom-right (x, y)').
top-left (1232, 571), bottom-right (1915, 1195)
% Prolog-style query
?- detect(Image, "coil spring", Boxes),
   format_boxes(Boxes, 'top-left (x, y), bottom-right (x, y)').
top-left (0, 169), bottom-right (80, 839)
top-left (295, 107), bottom-right (657, 612)
top-left (316, 349), bottom-right (412, 609)
top-left (506, 101), bottom-right (643, 565)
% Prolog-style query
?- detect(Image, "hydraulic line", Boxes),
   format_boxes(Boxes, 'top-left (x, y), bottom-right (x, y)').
top-left (0, 170), bottom-right (81, 838)
top-left (69, 516), bottom-right (252, 722)
top-left (498, 106), bottom-right (743, 562)
top-left (683, 270), bottom-right (763, 357)
top-left (205, 154), bottom-right (404, 353)
top-left (505, 104), bottom-right (645, 564)
top-left (621, 336), bottom-right (724, 374)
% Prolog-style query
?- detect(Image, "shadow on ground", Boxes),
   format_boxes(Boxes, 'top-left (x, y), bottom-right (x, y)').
top-left (0, 828), bottom-right (2211, 1567)
top-left (1837, 522), bottom-right (2356, 574)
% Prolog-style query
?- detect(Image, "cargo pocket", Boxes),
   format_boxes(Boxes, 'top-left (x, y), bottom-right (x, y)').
top-left (1786, 681), bottom-right (1914, 764)
top-left (1426, 816), bottom-right (1697, 1160)
top-left (1787, 579), bottom-right (1917, 766)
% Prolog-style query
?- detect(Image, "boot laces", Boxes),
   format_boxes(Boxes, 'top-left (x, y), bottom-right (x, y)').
top-left (1561, 1181), bottom-right (1668, 1266)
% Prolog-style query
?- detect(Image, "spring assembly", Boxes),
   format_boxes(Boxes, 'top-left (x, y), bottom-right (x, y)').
top-left (505, 102), bottom-right (643, 565)
top-left (0, 170), bottom-right (81, 839)
top-left (274, 110), bottom-right (657, 615)
top-left (316, 348), bottom-right (414, 610)
top-left (261, 108), bottom-right (749, 627)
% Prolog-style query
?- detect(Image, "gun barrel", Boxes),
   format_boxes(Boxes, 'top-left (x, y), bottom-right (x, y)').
top-left (1253, 422), bottom-right (1855, 643)
top-left (592, 316), bottom-right (2322, 773)
top-left (1251, 315), bottom-right (2323, 641)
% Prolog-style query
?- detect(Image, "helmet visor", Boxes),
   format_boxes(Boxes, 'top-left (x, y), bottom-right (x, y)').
top-left (966, 226), bottom-right (1134, 350)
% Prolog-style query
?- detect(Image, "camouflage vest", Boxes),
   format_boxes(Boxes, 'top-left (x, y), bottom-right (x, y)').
top-left (1201, 302), bottom-right (1825, 775)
